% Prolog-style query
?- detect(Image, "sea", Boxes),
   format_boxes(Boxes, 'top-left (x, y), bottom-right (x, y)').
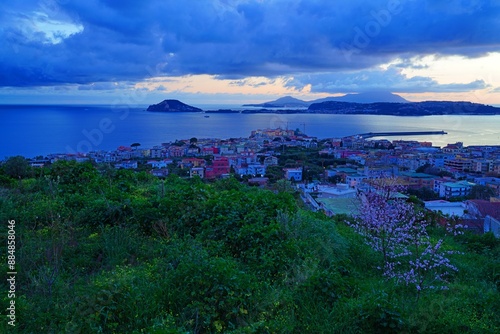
top-left (1, 104), bottom-right (499, 159)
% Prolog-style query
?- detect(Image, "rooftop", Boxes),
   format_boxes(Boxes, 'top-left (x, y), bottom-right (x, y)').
top-left (400, 172), bottom-right (437, 179)
top-left (316, 198), bottom-right (361, 216)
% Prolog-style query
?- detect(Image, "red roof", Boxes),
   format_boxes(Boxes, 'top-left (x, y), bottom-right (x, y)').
top-left (468, 200), bottom-right (500, 220)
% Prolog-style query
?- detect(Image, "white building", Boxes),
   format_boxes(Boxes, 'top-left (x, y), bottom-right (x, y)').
top-left (115, 161), bottom-right (137, 169)
top-left (317, 184), bottom-right (357, 199)
top-left (424, 200), bottom-right (466, 217)
top-left (439, 181), bottom-right (475, 198)
top-left (284, 168), bottom-right (303, 181)
top-left (147, 159), bottom-right (173, 169)
top-left (190, 167), bottom-right (205, 178)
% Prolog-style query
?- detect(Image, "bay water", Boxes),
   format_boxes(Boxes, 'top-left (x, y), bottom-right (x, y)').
top-left (1, 104), bottom-right (499, 159)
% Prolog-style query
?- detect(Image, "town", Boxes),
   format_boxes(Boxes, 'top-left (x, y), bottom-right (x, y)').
top-left (9, 127), bottom-right (500, 238)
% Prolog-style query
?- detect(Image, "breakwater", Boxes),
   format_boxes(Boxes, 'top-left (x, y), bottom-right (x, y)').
top-left (357, 131), bottom-right (447, 139)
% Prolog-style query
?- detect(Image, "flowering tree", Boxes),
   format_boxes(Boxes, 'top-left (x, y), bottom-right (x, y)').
top-left (349, 178), bottom-right (459, 300)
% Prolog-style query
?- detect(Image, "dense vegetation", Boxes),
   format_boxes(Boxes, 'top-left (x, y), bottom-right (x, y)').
top-left (1, 159), bottom-right (500, 333)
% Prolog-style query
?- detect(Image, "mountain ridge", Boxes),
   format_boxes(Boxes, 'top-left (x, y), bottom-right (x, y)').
top-left (243, 92), bottom-right (409, 107)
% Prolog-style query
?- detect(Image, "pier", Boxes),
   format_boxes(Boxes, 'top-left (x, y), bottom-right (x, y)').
top-left (357, 130), bottom-right (447, 139)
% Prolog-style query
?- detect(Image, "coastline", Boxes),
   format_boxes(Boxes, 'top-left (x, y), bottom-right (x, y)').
top-left (2, 105), bottom-right (499, 158)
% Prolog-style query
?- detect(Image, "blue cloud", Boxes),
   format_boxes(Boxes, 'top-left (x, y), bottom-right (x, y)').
top-left (1, 0), bottom-right (499, 90)
top-left (288, 67), bottom-right (490, 93)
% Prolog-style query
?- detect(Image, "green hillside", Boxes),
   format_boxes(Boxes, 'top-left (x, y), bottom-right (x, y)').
top-left (1, 160), bottom-right (499, 333)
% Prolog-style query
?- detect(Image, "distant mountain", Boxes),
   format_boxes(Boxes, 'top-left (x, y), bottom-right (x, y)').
top-left (146, 98), bottom-right (500, 116)
top-left (243, 92), bottom-right (409, 107)
top-left (313, 92), bottom-right (409, 104)
top-left (243, 96), bottom-right (309, 108)
top-left (147, 99), bottom-right (202, 112)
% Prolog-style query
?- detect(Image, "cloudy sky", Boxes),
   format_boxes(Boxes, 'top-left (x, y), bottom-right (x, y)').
top-left (1, 0), bottom-right (500, 105)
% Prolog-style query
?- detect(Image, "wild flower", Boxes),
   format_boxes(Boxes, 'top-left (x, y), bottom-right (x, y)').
top-left (348, 178), bottom-right (460, 300)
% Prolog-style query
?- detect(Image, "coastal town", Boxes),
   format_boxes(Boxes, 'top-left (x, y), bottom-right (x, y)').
top-left (10, 127), bottom-right (500, 238)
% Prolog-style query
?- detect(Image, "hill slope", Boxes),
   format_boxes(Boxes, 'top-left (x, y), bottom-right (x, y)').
top-left (1, 162), bottom-right (499, 333)
top-left (308, 100), bottom-right (500, 115)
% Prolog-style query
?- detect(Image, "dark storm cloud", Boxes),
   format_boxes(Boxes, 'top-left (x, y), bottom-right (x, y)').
top-left (1, 0), bottom-right (499, 91)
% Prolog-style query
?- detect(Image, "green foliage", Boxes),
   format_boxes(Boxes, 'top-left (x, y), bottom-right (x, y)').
top-left (457, 231), bottom-right (500, 254)
top-left (3, 162), bottom-right (500, 333)
top-left (163, 244), bottom-right (258, 332)
top-left (3, 155), bottom-right (30, 179)
top-left (407, 186), bottom-right (440, 201)
top-left (468, 184), bottom-right (497, 200)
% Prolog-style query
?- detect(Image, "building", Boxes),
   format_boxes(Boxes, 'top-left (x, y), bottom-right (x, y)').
top-left (150, 147), bottom-right (164, 158)
top-left (263, 156), bottom-right (278, 167)
top-left (190, 167), bottom-right (205, 178)
top-left (471, 159), bottom-right (495, 173)
top-left (433, 178), bottom-right (452, 195)
top-left (399, 172), bottom-right (437, 190)
top-left (248, 177), bottom-right (269, 187)
top-left (147, 159), bottom-right (173, 169)
top-left (439, 180), bottom-right (475, 199)
top-left (465, 200), bottom-right (500, 237)
top-left (115, 160), bottom-right (137, 169)
top-left (424, 200), bottom-right (466, 217)
top-left (103, 153), bottom-right (119, 163)
top-left (442, 142), bottom-right (463, 153)
top-left (150, 168), bottom-right (169, 178)
top-left (236, 163), bottom-right (266, 177)
top-left (473, 177), bottom-right (500, 196)
top-left (181, 158), bottom-right (206, 168)
top-left (167, 145), bottom-right (185, 157)
top-left (205, 157), bottom-right (230, 179)
top-left (345, 174), bottom-right (369, 187)
top-left (485, 216), bottom-right (500, 237)
top-left (284, 168), bottom-right (303, 181)
top-left (430, 154), bottom-right (454, 168)
top-left (317, 184), bottom-right (357, 199)
top-left (202, 147), bottom-right (219, 155)
top-left (444, 157), bottom-right (472, 172)
top-left (251, 128), bottom-right (295, 138)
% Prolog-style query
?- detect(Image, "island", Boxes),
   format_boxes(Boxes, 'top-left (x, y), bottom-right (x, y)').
top-left (146, 99), bottom-right (203, 112)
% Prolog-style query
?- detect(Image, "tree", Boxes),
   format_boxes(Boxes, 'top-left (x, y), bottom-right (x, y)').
top-left (3, 155), bottom-right (30, 179)
top-left (468, 185), bottom-right (496, 200)
top-left (273, 179), bottom-right (296, 194)
top-left (264, 166), bottom-right (283, 183)
top-left (438, 170), bottom-right (453, 177)
top-left (349, 178), bottom-right (459, 300)
top-left (407, 187), bottom-right (440, 201)
top-left (328, 175), bottom-right (342, 184)
top-left (49, 160), bottom-right (99, 191)
top-left (131, 142), bottom-right (141, 150)
top-left (189, 137), bottom-right (198, 144)
top-left (416, 163), bottom-right (441, 176)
